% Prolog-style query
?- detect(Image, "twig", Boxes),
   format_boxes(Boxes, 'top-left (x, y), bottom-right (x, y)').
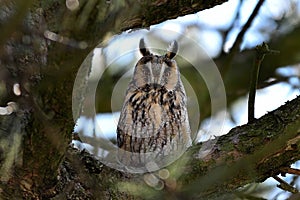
top-left (272, 175), bottom-right (299, 194)
top-left (223, 0), bottom-right (266, 75)
top-left (248, 42), bottom-right (279, 122)
top-left (229, 0), bottom-right (265, 55)
top-left (280, 167), bottom-right (300, 176)
top-left (221, 0), bottom-right (242, 53)
top-left (257, 75), bottom-right (291, 89)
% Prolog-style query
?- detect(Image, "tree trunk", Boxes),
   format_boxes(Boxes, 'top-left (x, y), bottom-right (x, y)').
top-left (0, 0), bottom-right (299, 199)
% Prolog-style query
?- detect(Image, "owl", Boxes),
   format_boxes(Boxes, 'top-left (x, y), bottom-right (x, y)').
top-left (117, 38), bottom-right (191, 169)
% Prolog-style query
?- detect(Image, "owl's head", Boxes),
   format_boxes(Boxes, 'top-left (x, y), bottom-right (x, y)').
top-left (131, 38), bottom-right (180, 91)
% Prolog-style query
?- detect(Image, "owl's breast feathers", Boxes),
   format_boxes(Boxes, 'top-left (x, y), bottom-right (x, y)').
top-left (117, 83), bottom-right (191, 154)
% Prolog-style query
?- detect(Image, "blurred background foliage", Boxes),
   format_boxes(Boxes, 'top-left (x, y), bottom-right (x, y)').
top-left (0, 0), bottom-right (299, 199)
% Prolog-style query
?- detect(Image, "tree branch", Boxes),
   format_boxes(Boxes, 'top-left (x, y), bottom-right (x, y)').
top-left (52, 96), bottom-right (300, 199)
top-left (273, 175), bottom-right (299, 194)
top-left (180, 96), bottom-right (300, 199)
top-left (229, 0), bottom-right (265, 56)
top-left (222, 0), bottom-right (265, 75)
top-left (1, 0), bottom-right (299, 199)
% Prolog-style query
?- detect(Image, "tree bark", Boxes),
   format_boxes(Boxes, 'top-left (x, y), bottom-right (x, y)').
top-left (183, 96), bottom-right (300, 199)
top-left (50, 96), bottom-right (300, 199)
top-left (0, 0), bottom-right (299, 199)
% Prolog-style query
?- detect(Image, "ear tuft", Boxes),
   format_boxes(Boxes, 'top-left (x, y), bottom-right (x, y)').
top-left (139, 38), bottom-right (151, 56)
top-left (165, 40), bottom-right (178, 59)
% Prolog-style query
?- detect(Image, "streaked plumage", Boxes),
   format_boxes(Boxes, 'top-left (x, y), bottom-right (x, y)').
top-left (117, 39), bottom-right (191, 167)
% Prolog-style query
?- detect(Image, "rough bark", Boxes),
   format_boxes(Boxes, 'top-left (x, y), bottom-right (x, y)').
top-left (47, 96), bottom-right (300, 199)
top-left (0, 0), bottom-right (299, 199)
top-left (183, 96), bottom-right (300, 199)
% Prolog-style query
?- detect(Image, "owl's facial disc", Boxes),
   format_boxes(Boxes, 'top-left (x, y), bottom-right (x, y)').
top-left (137, 56), bottom-right (178, 90)
top-left (134, 38), bottom-right (179, 90)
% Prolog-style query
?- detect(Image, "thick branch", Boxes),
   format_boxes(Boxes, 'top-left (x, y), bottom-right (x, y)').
top-left (53, 96), bottom-right (300, 199)
top-left (181, 96), bottom-right (300, 199)
top-left (42, 0), bottom-right (229, 44)
top-left (121, 0), bottom-right (229, 30)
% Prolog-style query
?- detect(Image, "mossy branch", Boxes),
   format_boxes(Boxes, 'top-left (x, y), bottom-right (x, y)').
top-left (54, 96), bottom-right (300, 199)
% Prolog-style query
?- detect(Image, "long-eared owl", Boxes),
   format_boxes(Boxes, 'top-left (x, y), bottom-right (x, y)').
top-left (117, 38), bottom-right (191, 168)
